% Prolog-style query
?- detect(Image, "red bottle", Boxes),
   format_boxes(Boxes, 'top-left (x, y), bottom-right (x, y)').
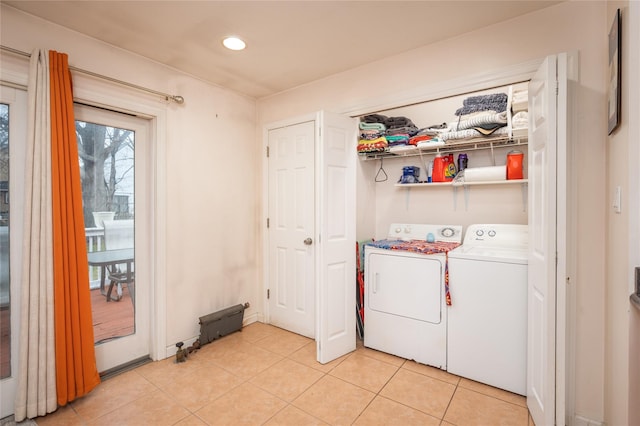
top-left (507, 150), bottom-right (524, 180)
top-left (432, 154), bottom-right (446, 182)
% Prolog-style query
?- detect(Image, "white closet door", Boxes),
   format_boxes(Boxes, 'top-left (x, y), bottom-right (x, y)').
top-left (267, 120), bottom-right (316, 338)
top-left (527, 55), bottom-right (559, 426)
top-left (316, 111), bottom-right (357, 364)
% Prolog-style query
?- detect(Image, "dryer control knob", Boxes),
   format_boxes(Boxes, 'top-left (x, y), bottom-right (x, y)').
top-left (488, 230), bottom-right (496, 237)
top-left (476, 229), bottom-right (484, 237)
top-left (441, 227), bottom-right (455, 238)
top-left (395, 227), bottom-right (401, 234)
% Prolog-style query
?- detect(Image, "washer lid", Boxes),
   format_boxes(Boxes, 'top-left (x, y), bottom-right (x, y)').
top-left (449, 245), bottom-right (528, 264)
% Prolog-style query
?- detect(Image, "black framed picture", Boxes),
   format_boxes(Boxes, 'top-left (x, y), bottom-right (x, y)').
top-left (608, 8), bottom-right (621, 135)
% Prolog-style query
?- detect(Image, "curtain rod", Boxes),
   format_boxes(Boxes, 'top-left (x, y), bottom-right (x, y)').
top-left (1, 45), bottom-right (185, 104)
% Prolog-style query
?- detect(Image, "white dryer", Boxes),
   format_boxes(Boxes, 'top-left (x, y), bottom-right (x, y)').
top-left (447, 224), bottom-right (528, 395)
top-left (364, 223), bottom-right (462, 369)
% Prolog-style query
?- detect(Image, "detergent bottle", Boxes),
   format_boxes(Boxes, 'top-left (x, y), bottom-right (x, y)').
top-left (432, 154), bottom-right (446, 182)
top-left (507, 150), bottom-right (524, 180)
top-left (444, 153), bottom-right (456, 181)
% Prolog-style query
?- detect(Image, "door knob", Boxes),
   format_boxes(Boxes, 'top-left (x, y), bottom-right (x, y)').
top-left (304, 238), bottom-right (313, 245)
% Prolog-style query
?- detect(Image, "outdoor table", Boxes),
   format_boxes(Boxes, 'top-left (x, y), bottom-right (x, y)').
top-left (87, 248), bottom-right (134, 302)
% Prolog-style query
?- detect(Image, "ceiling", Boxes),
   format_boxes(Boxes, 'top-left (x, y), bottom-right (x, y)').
top-left (5, 1), bottom-right (561, 99)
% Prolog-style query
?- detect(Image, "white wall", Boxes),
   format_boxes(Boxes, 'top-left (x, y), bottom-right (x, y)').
top-left (257, 1), bottom-right (608, 423)
top-left (0, 5), bottom-right (259, 357)
top-left (626, 2), bottom-right (640, 423)
top-left (605, 1), bottom-right (639, 425)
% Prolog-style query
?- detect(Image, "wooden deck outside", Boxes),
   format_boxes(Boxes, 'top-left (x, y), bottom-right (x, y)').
top-left (91, 286), bottom-right (134, 344)
top-left (1, 306), bottom-right (9, 378)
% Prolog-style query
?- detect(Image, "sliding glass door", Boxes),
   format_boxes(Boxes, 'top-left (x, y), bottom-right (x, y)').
top-left (0, 86), bottom-right (26, 418)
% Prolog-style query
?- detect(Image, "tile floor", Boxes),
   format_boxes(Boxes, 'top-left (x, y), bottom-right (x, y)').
top-left (32, 323), bottom-right (534, 426)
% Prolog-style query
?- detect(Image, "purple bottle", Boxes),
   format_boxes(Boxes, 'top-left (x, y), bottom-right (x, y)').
top-left (458, 153), bottom-right (468, 172)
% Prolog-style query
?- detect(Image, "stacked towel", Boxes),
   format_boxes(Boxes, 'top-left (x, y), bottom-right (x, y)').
top-left (384, 116), bottom-right (413, 128)
top-left (380, 116), bottom-right (419, 151)
top-left (455, 92), bottom-right (508, 116)
top-left (384, 116), bottom-right (419, 136)
top-left (358, 121), bottom-right (387, 153)
top-left (362, 113), bottom-right (388, 124)
top-left (359, 122), bottom-right (386, 132)
top-left (512, 111), bottom-right (529, 129)
top-left (441, 93), bottom-right (509, 142)
top-left (449, 111), bottom-right (508, 132)
top-left (386, 134), bottom-right (410, 147)
top-left (512, 90), bottom-right (528, 113)
top-left (357, 137), bottom-right (387, 152)
top-left (441, 126), bottom-right (509, 143)
top-left (409, 134), bottom-right (433, 145)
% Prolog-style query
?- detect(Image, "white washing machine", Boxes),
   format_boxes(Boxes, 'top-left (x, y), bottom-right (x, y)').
top-left (364, 223), bottom-right (462, 369)
top-left (447, 224), bottom-right (528, 395)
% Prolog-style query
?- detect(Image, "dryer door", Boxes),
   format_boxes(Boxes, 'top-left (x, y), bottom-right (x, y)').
top-left (367, 252), bottom-right (442, 324)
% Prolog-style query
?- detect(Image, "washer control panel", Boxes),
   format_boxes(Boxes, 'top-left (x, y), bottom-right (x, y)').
top-left (463, 224), bottom-right (528, 248)
top-left (387, 223), bottom-right (463, 243)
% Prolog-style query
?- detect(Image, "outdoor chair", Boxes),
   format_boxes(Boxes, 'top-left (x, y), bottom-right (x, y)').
top-left (102, 219), bottom-right (135, 303)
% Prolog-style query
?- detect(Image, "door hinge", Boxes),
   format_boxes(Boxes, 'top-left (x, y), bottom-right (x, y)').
top-left (266, 146), bottom-right (270, 157)
top-left (267, 289), bottom-right (270, 299)
top-left (266, 218), bottom-right (270, 228)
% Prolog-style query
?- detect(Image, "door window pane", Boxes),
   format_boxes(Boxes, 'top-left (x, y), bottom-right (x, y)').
top-left (76, 120), bottom-right (135, 344)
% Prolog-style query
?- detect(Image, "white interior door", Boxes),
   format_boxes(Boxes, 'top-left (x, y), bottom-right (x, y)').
top-left (267, 120), bottom-right (316, 338)
top-left (0, 86), bottom-right (26, 418)
top-left (74, 105), bottom-right (151, 373)
top-left (527, 55), bottom-right (558, 425)
top-left (316, 111), bottom-right (356, 364)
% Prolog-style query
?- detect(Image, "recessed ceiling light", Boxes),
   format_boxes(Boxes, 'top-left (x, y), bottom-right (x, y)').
top-left (223, 36), bottom-right (246, 51)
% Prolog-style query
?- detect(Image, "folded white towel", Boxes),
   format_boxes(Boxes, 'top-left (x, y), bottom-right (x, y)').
top-left (440, 126), bottom-right (509, 142)
top-left (417, 140), bottom-right (446, 149)
top-left (512, 90), bottom-right (529, 113)
top-left (389, 145), bottom-right (418, 154)
top-left (449, 111), bottom-right (508, 131)
top-left (512, 111), bottom-right (529, 129)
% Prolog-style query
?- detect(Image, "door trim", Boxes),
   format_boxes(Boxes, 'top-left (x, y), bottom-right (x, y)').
top-left (0, 85), bottom-right (27, 418)
top-left (557, 50), bottom-right (579, 425)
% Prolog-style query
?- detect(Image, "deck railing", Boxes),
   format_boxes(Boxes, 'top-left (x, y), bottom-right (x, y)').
top-left (86, 227), bottom-right (105, 289)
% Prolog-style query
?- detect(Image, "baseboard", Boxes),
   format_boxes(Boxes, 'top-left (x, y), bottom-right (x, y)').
top-left (243, 311), bottom-right (259, 326)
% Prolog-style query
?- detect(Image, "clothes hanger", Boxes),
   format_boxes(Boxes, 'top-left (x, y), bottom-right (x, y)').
top-left (375, 158), bottom-right (388, 182)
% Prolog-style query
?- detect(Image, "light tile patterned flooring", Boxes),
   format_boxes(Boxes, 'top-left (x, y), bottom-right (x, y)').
top-left (33, 323), bottom-right (534, 426)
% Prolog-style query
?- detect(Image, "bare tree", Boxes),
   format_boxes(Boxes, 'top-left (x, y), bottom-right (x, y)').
top-left (0, 105), bottom-right (9, 223)
top-left (76, 121), bottom-right (133, 227)
top-left (0, 105), bottom-right (8, 180)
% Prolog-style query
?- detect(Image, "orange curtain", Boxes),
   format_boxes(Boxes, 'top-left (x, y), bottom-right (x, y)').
top-left (49, 50), bottom-right (101, 405)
